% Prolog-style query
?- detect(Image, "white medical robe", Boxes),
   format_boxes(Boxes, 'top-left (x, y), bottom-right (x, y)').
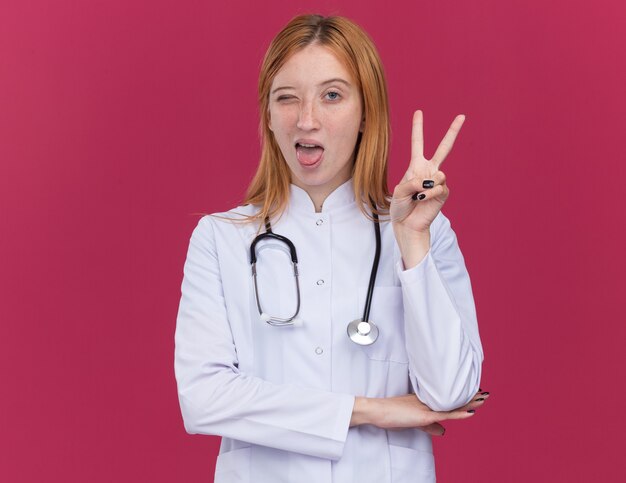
top-left (174, 178), bottom-right (483, 482)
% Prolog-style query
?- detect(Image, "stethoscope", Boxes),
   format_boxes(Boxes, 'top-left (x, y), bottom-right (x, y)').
top-left (250, 205), bottom-right (382, 346)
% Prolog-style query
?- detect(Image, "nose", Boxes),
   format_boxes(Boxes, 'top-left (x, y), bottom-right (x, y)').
top-left (296, 100), bottom-right (320, 131)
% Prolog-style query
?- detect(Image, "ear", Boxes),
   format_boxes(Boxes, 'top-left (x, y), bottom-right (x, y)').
top-left (359, 117), bottom-right (365, 133)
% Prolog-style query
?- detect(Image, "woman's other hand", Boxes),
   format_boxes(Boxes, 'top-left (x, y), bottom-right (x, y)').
top-left (390, 110), bottom-right (465, 269)
top-left (350, 389), bottom-right (490, 436)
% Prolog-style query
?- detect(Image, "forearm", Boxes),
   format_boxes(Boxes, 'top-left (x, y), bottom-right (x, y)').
top-left (349, 393), bottom-right (478, 431)
top-left (176, 359), bottom-right (355, 459)
top-left (396, 214), bottom-right (483, 411)
top-left (399, 253), bottom-right (482, 410)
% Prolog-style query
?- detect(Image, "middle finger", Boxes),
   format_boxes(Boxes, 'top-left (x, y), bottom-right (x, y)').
top-left (431, 114), bottom-right (465, 169)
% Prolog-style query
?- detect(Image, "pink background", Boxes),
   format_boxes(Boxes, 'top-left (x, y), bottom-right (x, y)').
top-left (1, 0), bottom-right (625, 481)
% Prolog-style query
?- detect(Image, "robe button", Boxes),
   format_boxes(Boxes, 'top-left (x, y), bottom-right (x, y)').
top-left (316, 219), bottom-right (324, 226)
top-left (315, 347), bottom-right (324, 355)
top-left (316, 279), bottom-right (325, 286)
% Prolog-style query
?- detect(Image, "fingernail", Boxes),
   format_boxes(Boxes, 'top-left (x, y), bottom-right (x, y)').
top-left (479, 387), bottom-right (482, 391)
top-left (411, 192), bottom-right (418, 200)
top-left (475, 398), bottom-right (485, 402)
top-left (481, 392), bottom-right (490, 396)
top-left (467, 410), bottom-right (475, 413)
top-left (422, 180), bottom-right (434, 189)
top-left (417, 193), bottom-right (426, 200)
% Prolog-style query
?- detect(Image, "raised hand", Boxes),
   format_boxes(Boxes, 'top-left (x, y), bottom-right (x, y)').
top-left (390, 110), bottom-right (466, 268)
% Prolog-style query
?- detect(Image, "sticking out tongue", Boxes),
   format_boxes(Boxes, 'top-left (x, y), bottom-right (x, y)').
top-left (296, 144), bottom-right (324, 166)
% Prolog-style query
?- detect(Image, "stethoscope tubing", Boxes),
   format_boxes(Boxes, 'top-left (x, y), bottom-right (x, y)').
top-left (362, 207), bottom-right (381, 324)
top-left (250, 223), bottom-right (302, 324)
top-left (250, 201), bottom-right (382, 343)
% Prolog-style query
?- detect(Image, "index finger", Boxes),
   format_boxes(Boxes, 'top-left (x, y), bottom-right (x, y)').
top-left (411, 110), bottom-right (424, 160)
top-left (431, 114), bottom-right (465, 169)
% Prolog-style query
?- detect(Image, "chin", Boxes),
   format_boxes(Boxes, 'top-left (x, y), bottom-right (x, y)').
top-left (293, 171), bottom-right (335, 188)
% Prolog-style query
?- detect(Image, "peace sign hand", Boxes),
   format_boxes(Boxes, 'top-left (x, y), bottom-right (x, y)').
top-left (390, 110), bottom-right (465, 268)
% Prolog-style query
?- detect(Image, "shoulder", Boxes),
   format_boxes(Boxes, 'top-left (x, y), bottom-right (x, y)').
top-left (211, 203), bottom-right (261, 223)
top-left (193, 203), bottom-right (260, 230)
top-left (189, 203), bottom-right (262, 250)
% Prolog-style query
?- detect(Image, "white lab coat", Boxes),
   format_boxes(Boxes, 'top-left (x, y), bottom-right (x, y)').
top-left (174, 178), bottom-right (483, 483)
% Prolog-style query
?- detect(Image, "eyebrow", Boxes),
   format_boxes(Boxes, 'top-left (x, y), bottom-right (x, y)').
top-left (271, 78), bottom-right (351, 95)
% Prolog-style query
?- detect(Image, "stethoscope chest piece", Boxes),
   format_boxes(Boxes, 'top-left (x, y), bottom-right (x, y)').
top-left (347, 319), bottom-right (379, 346)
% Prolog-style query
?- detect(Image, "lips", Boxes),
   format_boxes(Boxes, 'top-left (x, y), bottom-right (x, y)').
top-left (295, 141), bottom-right (324, 167)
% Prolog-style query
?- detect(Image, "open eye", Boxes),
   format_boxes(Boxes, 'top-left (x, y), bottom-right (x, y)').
top-left (325, 91), bottom-right (341, 101)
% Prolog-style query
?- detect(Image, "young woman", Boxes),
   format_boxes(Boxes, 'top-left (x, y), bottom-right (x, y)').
top-left (175, 14), bottom-right (487, 483)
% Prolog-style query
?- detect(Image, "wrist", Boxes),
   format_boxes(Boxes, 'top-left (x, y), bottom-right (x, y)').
top-left (350, 397), bottom-right (375, 427)
top-left (396, 232), bottom-right (430, 270)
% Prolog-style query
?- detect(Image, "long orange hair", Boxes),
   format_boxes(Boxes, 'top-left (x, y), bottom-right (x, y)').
top-left (243, 14), bottom-right (391, 223)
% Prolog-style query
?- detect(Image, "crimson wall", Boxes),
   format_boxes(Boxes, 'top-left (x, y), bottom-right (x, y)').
top-left (1, 0), bottom-right (624, 481)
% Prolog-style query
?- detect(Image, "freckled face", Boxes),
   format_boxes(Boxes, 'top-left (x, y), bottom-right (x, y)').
top-left (268, 44), bottom-right (363, 194)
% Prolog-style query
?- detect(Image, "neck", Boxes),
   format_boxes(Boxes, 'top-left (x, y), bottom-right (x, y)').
top-left (306, 187), bottom-right (332, 213)
top-left (292, 160), bottom-right (353, 212)
top-left (293, 174), bottom-right (351, 213)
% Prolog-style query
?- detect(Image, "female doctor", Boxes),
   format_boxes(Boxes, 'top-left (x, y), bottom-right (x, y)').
top-left (175, 14), bottom-right (487, 483)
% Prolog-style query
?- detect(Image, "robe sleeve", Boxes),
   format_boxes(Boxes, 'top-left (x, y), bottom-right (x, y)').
top-left (395, 212), bottom-right (484, 411)
top-left (174, 216), bottom-right (355, 460)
